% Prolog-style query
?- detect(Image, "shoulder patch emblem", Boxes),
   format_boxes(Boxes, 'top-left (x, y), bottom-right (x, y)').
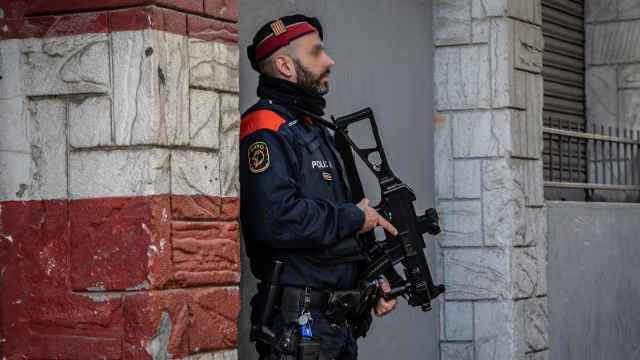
top-left (248, 141), bottom-right (270, 173)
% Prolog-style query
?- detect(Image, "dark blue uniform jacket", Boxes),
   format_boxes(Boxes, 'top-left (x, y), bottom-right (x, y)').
top-left (239, 99), bottom-right (365, 290)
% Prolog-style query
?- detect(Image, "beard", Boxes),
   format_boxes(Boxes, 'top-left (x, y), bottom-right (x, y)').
top-left (293, 58), bottom-right (330, 95)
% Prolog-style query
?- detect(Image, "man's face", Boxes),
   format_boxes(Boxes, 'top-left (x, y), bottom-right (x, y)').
top-left (290, 32), bottom-right (335, 95)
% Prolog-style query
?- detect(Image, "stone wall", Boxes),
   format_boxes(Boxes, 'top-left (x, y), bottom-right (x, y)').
top-left (433, 0), bottom-right (549, 359)
top-left (0, 1), bottom-right (240, 359)
top-left (586, 0), bottom-right (640, 201)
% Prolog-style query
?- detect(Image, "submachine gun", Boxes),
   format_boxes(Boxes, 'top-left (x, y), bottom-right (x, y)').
top-left (330, 107), bottom-right (446, 312)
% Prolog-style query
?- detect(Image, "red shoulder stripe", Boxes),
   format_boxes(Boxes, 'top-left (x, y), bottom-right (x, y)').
top-left (240, 110), bottom-right (287, 141)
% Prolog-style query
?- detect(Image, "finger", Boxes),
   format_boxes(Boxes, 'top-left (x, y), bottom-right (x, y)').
top-left (380, 280), bottom-right (391, 292)
top-left (377, 216), bottom-right (398, 236)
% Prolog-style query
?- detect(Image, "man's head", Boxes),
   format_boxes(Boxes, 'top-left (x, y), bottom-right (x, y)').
top-left (248, 15), bottom-right (335, 95)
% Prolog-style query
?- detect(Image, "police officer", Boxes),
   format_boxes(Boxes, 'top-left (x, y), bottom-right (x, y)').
top-left (241, 14), bottom-right (398, 360)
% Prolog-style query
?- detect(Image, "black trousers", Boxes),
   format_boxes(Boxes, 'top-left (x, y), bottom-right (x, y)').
top-left (253, 303), bottom-right (358, 360)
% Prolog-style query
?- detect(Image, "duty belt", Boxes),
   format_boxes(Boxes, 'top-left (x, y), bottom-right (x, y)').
top-left (278, 286), bottom-right (331, 312)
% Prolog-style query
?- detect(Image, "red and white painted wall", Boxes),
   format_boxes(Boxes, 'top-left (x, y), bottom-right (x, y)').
top-left (0, 1), bottom-right (241, 358)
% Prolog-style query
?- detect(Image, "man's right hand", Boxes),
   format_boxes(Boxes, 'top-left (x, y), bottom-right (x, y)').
top-left (356, 198), bottom-right (398, 236)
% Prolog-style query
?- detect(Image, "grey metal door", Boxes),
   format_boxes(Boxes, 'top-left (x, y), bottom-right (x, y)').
top-left (239, 1), bottom-right (438, 359)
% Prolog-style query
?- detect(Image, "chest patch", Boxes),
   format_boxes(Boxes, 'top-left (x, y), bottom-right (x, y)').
top-left (248, 141), bottom-right (270, 173)
top-left (311, 160), bottom-right (333, 169)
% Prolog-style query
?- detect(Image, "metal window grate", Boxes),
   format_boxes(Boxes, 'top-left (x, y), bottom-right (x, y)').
top-left (543, 125), bottom-right (640, 192)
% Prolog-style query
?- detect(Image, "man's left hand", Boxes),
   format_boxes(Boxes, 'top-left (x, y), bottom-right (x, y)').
top-left (374, 280), bottom-right (397, 317)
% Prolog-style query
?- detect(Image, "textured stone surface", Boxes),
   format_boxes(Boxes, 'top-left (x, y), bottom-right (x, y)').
top-left (520, 159), bottom-right (544, 207)
top-left (26, 98), bottom-right (68, 200)
top-left (454, 159), bottom-right (481, 198)
top-left (0, 151), bottom-right (30, 201)
top-left (22, 33), bottom-right (110, 95)
top-left (444, 248), bottom-right (510, 300)
top-left (618, 64), bottom-right (640, 89)
top-left (68, 95), bottom-right (112, 148)
top-left (69, 195), bottom-right (172, 291)
top-left (474, 301), bottom-right (515, 360)
top-left (519, 207), bottom-right (544, 247)
top-left (444, 301), bottom-right (473, 340)
top-left (188, 287), bottom-right (240, 352)
top-left (589, 20), bottom-right (640, 64)
top-left (472, 0), bottom-right (507, 17)
top-left (171, 150), bottom-right (220, 197)
top-left (0, 39), bottom-right (22, 99)
top-left (190, 89), bottom-right (220, 149)
top-left (441, 342), bottom-right (474, 360)
top-left (69, 149), bottom-right (170, 199)
top-left (220, 93), bottom-right (240, 197)
top-left (180, 350), bottom-right (238, 360)
top-left (585, 0), bottom-right (617, 23)
top-left (171, 220), bottom-right (240, 286)
top-left (525, 74), bottom-right (543, 159)
top-left (535, 213), bottom-right (547, 297)
top-left (435, 113), bottom-right (454, 199)
top-left (435, 45), bottom-right (491, 110)
top-left (491, 18), bottom-right (514, 108)
top-left (434, 0), bottom-right (471, 46)
top-left (510, 110), bottom-right (527, 158)
top-left (482, 158), bottom-right (525, 247)
top-left (586, 66), bottom-right (617, 127)
top-left (512, 247), bottom-right (538, 298)
top-left (452, 110), bottom-right (511, 158)
top-left (112, 30), bottom-right (189, 146)
top-left (204, 0), bottom-right (239, 22)
top-left (0, 97), bottom-right (28, 153)
top-left (437, 200), bottom-right (483, 247)
top-left (525, 298), bottom-right (549, 351)
top-left (187, 14), bottom-right (239, 43)
top-left (509, 0), bottom-right (541, 24)
top-left (172, 194), bottom-right (222, 221)
top-left (189, 39), bottom-right (239, 92)
top-left (514, 21), bottom-right (543, 73)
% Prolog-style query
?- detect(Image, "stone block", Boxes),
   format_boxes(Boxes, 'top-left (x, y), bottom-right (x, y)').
top-left (435, 45), bottom-right (491, 110)
top-left (189, 39), bottom-right (239, 92)
top-left (482, 158), bottom-right (525, 247)
top-left (69, 149), bottom-right (170, 199)
top-left (22, 33), bottom-right (110, 96)
top-left (491, 19), bottom-right (515, 108)
top-left (529, 350), bottom-right (550, 360)
top-left (0, 97), bottom-right (28, 153)
top-left (156, 31), bottom-right (190, 146)
top-left (444, 248), bottom-right (510, 300)
top-left (171, 220), bottom-right (240, 286)
top-left (472, 0), bottom-right (508, 18)
top-left (0, 151), bottom-right (30, 201)
top-left (586, 66), bottom-right (617, 127)
top-left (454, 159), bottom-right (481, 198)
top-left (589, 21), bottom-right (640, 64)
top-left (535, 212), bottom-right (547, 297)
top-left (525, 297), bottom-right (549, 351)
top-left (70, 195), bottom-right (172, 290)
top-left (452, 110), bottom-right (511, 158)
top-left (514, 21), bottom-right (543, 73)
top-left (619, 89), bottom-right (640, 130)
top-left (520, 159), bottom-right (544, 207)
top-left (618, 0), bottom-right (640, 20)
top-left (472, 18), bottom-right (490, 43)
top-left (525, 73), bottom-right (543, 159)
top-left (586, 0), bottom-right (617, 23)
top-left (220, 93), bottom-right (240, 197)
top-left (26, 98), bottom-right (68, 200)
top-left (474, 301), bottom-right (515, 360)
top-left (0, 39), bottom-right (22, 99)
top-left (618, 63), bottom-right (640, 88)
top-left (513, 70), bottom-right (527, 110)
top-left (444, 301), bottom-right (473, 340)
top-left (441, 342), bottom-right (473, 360)
top-left (204, 0), bottom-right (239, 22)
top-left (171, 150), bottom-right (220, 197)
top-left (171, 194), bottom-right (222, 221)
top-left (519, 207), bottom-right (544, 247)
top-left (434, 0), bottom-right (472, 46)
top-left (434, 113), bottom-right (453, 199)
top-left (181, 350), bottom-right (238, 360)
top-left (511, 110), bottom-right (527, 158)
top-left (112, 30), bottom-right (189, 146)
top-left (68, 96), bottom-right (112, 148)
top-left (188, 287), bottom-right (240, 352)
top-left (512, 247), bottom-right (538, 298)
top-left (437, 200), bottom-right (482, 247)
top-left (509, 0), bottom-right (542, 25)
top-left (124, 291), bottom-right (190, 359)
top-left (190, 89), bottom-right (220, 149)
top-left (187, 14), bottom-right (239, 43)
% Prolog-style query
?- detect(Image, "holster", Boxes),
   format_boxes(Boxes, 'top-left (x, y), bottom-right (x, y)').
top-left (324, 280), bottom-right (379, 338)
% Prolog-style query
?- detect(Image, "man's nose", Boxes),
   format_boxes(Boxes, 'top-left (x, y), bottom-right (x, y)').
top-left (325, 54), bottom-right (335, 68)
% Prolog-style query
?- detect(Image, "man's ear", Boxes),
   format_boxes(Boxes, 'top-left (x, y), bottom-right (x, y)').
top-left (274, 54), bottom-right (295, 79)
